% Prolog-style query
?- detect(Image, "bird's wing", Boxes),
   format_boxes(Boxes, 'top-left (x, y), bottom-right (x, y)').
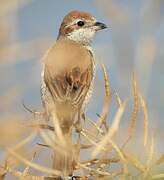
top-left (43, 39), bottom-right (93, 108)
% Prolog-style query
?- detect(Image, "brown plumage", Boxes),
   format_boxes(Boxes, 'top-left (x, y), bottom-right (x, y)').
top-left (59, 11), bottom-right (95, 36)
top-left (44, 39), bottom-right (93, 131)
top-left (41, 10), bottom-right (107, 177)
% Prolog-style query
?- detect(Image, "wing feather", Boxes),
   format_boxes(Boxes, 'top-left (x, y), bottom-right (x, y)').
top-left (43, 39), bottom-right (93, 108)
top-left (44, 63), bottom-right (93, 108)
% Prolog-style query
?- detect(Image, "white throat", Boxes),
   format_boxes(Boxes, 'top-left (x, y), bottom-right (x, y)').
top-left (67, 28), bottom-right (95, 45)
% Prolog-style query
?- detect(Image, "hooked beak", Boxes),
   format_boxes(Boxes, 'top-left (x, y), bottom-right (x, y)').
top-left (94, 22), bottom-right (108, 31)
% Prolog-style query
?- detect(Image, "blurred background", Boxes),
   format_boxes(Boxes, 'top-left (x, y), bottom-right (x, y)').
top-left (0, 0), bottom-right (163, 174)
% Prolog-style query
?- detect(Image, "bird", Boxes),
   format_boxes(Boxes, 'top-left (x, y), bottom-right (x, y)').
top-left (40, 10), bottom-right (107, 176)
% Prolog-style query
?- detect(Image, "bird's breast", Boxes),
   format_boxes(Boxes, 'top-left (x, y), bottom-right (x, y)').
top-left (41, 39), bottom-right (96, 115)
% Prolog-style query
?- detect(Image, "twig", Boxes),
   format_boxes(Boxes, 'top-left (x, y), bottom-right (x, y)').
top-left (77, 163), bottom-right (111, 177)
top-left (92, 102), bottom-right (125, 157)
top-left (140, 94), bottom-right (149, 146)
top-left (22, 101), bottom-right (45, 118)
top-left (81, 158), bottom-right (119, 167)
top-left (29, 124), bottom-right (54, 131)
top-left (6, 148), bottom-right (61, 176)
top-left (98, 64), bottom-right (111, 131)
top-left (122, 74), bottom-right (139, 148)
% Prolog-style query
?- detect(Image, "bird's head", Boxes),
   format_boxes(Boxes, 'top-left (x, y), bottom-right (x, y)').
top-left (58, 10), bottom-right (107, 45)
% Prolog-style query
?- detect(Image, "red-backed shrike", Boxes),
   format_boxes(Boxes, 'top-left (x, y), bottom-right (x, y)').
top-left (41, 10), bottom-right (107, 175)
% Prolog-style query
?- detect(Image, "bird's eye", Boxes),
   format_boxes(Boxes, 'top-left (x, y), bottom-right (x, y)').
top-left (77, 21), bottom-right (85, 27)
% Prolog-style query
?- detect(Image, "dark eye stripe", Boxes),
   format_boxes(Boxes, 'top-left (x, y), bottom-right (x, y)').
top-left (77, 21), bottom-right (85, 27)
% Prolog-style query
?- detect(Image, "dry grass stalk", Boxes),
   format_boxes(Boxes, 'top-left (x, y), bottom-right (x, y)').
top-left (21, 152), bottom-right (36, 176)
top-left (81, 158), bottom-right (119, 167)
top-left (129, 74), bottom-right (139, 135)
top-left (147, 134), bottom-right (155, 167)
top-left (39, 130), bottom-right (54, 146)
top-left (151, 174), bottom-right (164, 179)
top-left (30, 123), bottom-right (54, 131)
top-left (4, 152), bottom-right (46, 180)
top-left (122, 74), bottom-right (139, 147)
top-left (145, 132), bottom-right (155, 177)
top-left (98, 64), bottom-right (111, 131)
top-left (7, 167), bottom-right (46, 180)
top-left (155, 154), bottom-right (164, 166)
top-left (0, 63), bottom-right (162, 179)
top-left (124, 152), bottom-right (146, 173)
top-left (92, 102), bottom-right (125, 157)
top-left (86, 118), bottom-right (104, 135)
top-left (77, 163), bottom-right (111, 177)
top-left (115, 92), bottom-right (123, 107)
top-left (108, 139), bottom-right (128, 175)
top-left (6, 148), bottom-right (61, 176)
top-left (11, 131), bottom-right (37, 151)
top-left (140, 94), bottom-right (149, 146)
top-left (80, 129), bottom-right (101, 148)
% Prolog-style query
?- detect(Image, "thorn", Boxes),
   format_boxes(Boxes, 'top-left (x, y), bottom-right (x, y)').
top-left (22, 100), bottom-right (45, 118)
top-left (22, 100), bottom-right (34, 114)
top-left (37, 143), bottom-right (50, 148)
top-left (96, 113), bottom-right (101, 118)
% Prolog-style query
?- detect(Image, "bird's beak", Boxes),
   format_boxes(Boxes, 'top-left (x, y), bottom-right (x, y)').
top-left (94, 22), bottom-right (108, 31)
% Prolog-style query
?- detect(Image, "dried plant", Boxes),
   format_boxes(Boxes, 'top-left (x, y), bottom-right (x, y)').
top-left (0, 65), bottom-right (163, 180)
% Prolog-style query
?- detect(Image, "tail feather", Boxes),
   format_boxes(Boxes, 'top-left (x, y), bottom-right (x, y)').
top-left (53, 132), bottom-right (76, 176)
top-left (49, 102), bottom-right (79, 176)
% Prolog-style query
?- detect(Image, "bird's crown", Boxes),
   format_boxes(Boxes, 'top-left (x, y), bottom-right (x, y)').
top-left (58, 10), bottom-right (107, 45)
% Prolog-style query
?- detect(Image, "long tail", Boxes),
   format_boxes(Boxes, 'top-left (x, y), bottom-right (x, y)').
top-left (52, 109), bottom-right (78, 177)
top-left (52, 132), bottom-right (75, 177)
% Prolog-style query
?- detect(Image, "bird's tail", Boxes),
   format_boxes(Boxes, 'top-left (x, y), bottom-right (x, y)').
top-left (51, 105), bottom-right (78, 177)
top-left (52, 132), bottom-right (76, 177)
